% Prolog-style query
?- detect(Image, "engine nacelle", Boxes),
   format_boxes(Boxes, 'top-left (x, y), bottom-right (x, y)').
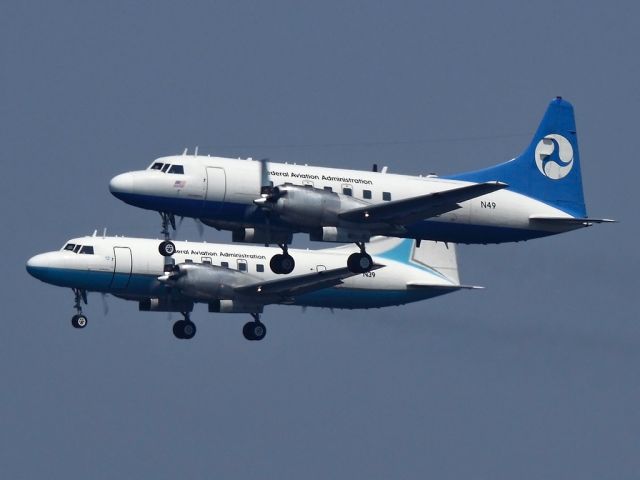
top-left (258, 183), bottom-right (368, 227)
top-left (208, 300), bottom-right (263, 313)
top-left (309, 226), bottom-right (371, 243)
top-left (161, 263), bottom-right (254, 301)
top-left (232, 227), bottom-right (293, 245)
top-left (139, 297), bottom-right (194, 312)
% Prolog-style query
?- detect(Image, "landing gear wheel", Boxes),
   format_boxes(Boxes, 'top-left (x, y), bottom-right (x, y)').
top-left (71, 314), bottom-right (87, 329)
top-left (270, 253), bottom-right (295, 274)
top-left (159, 240), bottom-right (176, 257)
top-left (182, 321), bottom-right (196, 339)
top-left (347, 252), bottom-right (373, 273)
top-left (173, 320), bottom-right (185, 339)
top-left (242, 321), bottom-right (267, 341)
top-left (173, 319), bottom-right (197, 339)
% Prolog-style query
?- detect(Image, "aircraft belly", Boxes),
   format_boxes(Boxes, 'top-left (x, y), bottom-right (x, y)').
top-left (405, 220), bottom-right (552, 243)
top-left (293, 287), bottom-right (453, 309)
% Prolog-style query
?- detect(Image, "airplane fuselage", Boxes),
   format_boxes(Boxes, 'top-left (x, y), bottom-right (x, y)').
top-left (26, 236), bottom-right (459, 310)
top-left (110, 155), bottom-right (578, 244)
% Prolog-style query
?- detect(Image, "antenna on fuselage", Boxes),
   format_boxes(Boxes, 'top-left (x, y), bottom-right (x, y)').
top-left (194, 146), bottom-right (199, 156)
top-left (182, 148), bottom-right (188, 155)
top-left (102, 227), bottom-right (107, 238)
top-left (92, 229), bottom-right (97, 237)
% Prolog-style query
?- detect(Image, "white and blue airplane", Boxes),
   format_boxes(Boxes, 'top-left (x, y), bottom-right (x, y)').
top-left (26, 234), bottom-right (476, 341)
top-left (109, 97), bottom-right (613, 274)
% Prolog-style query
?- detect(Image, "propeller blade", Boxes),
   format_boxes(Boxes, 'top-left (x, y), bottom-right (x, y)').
top-left (195, 219), bottom-right (204, 238)
top-left (101, 293), bottom-right (110, 315)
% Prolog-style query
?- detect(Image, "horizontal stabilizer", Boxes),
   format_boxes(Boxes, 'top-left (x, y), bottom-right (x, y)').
top-left (339, 181), bottom-right (507, 224)
top-left (530, 215), bottom-right (616, 226)
top-left (235, 264), bottom-right (384, 298)
top-left (406, 282), bottom-right (484, 290)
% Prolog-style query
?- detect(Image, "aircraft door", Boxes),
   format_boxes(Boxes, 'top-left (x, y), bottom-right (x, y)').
top-left (205, 167), bottom-right (226, 213)
top-left (111, 247), bottom-right (132, 289)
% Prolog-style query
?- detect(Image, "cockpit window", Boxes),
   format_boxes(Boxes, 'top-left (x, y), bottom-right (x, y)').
top-left (73, 245), bottom-right (82, 253)
top-left (161, 164), bottom-right (171, 172)
top-left (79, 245), bottom-right (94, 255)
top-left (168, 164), bottom-right (184, 174)
top-left (150, 162), bottom-right (164, 170)
top-left (64, 243), bottom-right (76, 251)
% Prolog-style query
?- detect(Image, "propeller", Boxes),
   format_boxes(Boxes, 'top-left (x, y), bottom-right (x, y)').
top-left (101, 293), bottom-right (110, 315)
top-left (175, 216), bottom-right (205, 240)
top-left (254, 185), bottom-right (287, 206)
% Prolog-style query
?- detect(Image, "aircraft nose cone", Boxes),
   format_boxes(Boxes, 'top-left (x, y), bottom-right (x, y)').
top-left (109, 173), bottom-right (134, 195)
top-left (26, 253), bottom-right (49, 279)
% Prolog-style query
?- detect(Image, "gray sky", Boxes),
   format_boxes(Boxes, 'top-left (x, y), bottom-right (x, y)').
top-left (1, 1), bottom-right (637, 478)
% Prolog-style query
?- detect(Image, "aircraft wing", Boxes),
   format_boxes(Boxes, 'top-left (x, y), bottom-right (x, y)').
top-left (235, 264), bottom-right (384, 299)
top-left (338, 181), bottom-right (507, 224)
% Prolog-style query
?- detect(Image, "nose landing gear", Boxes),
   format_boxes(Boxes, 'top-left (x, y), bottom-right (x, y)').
top-left (158, 212), bottom-right (177, 271)
top-left (71, 288), bottom-right (88, 329)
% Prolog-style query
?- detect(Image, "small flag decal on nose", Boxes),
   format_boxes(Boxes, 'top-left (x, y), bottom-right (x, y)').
top-left (174, 180), bottom-right (186, 188)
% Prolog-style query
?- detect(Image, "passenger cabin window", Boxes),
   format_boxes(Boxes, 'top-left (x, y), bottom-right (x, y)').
top-left (343, 187), bottom-right (353, 196)
top-left (168, 165), bottom-right (184, 174)
top-left (256, 264), bottom-right (264, 273)
top-left (64, 243), bottom-right (76, 251)
top-left (202, 257), bottom-right (212, 264)
top-left (363, 189), bottom-right (372, 199)
top-left (383, 192), bottom-right (392, 201)
top-left (151, 162), bottom-right (164, 170)
top-left (221, 261), bottom-right (229, 268)
top-left (237, 260), bottom-right (247, 272)
top-left (324, 186), bottom-right (333, 192)
top-left (79, 246), bottom-right (94, 255)
top-left (161, 164), bottom-right (171, 172)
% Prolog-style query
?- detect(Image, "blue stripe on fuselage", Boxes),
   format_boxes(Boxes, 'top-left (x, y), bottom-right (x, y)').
top-left (293, 286), bottom-right (456, 309)
top-left (111, 191), bottom-right (262, 224)
top-left (112, 192), bottom-right (551, 243)
top-left (27, 267), bottom-right (456, 309)
top-left (27, 266), bottom-right (163, 295)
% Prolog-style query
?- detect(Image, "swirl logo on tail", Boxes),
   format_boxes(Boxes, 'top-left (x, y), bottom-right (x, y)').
top-left (534, 134), bottom-right (574, 180)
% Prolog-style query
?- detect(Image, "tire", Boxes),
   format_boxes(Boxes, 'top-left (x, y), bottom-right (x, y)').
top-left (270, 254), bottom-right (283, 274)
top-left (71, 314), bottom-right (87, 329)
top-left (173, 320), bottom-right (185, 339)
top-left (182, 321), bottom-right (196, 340)
top-left (279, 254), bottom-right (295, 274)
top-left (347, 252), bottom-right (373, 273)
top-left (159, 240), bottom-right (176, 257)
top-left (243, 322), bottom-right (256, 341)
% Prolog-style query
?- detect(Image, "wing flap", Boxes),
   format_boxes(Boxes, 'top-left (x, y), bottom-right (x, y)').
top-left (338, 181), bottom-right (507, 224)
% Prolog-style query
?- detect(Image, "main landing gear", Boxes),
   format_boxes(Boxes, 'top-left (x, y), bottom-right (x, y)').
top-left (173, 312), bottom-right (197, 340)
top-left (269, 241), bottom-right (373, 275)
top-left (270, 243), bottom-right (295, 274)
top-left (242, 313), bottom-right (267, 341)
top-left (347, 242), bottom-right (373, 274)
top-left (71, 288), bottom-right (88, 329)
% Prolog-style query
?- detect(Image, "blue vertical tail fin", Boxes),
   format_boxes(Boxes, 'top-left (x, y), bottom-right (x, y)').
top-left (447, 97), bottom-right (587, 217)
